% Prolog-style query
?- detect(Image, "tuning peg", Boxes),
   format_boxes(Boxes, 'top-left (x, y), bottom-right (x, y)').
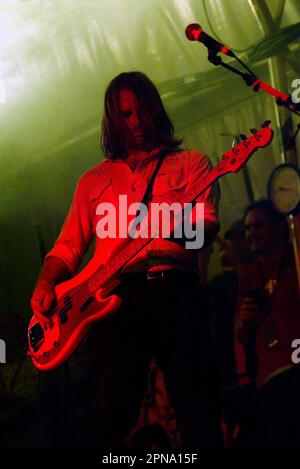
top-left (262, 120), bottom-right (271, 128)
top-left (250, 128), bottom-right (258, 134)
top-left (239, 134), bottom-right (247, 141)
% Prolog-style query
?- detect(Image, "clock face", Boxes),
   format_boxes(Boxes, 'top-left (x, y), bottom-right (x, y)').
top-left (269, 164), bottom-right (300, 214)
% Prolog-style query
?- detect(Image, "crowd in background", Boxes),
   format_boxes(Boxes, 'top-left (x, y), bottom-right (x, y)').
top-left (1, 198), bottom-right (300, 449)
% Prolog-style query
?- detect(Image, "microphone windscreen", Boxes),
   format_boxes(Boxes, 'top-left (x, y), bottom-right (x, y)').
top-left (185, 23), bottom-right (201, 41)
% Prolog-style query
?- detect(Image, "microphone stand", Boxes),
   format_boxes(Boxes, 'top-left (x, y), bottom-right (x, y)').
top-left (207, 51), bottom-right (300, 117)
top-left (288, 214), bottom-right (300, 294)
top-left (209, 48), bottom-right (300, 296)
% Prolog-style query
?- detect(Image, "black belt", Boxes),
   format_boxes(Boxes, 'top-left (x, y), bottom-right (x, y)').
top-left (120, 269), bottom-right (198, 282)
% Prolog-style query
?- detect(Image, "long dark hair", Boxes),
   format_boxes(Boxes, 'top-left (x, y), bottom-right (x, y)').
top-left (101, 71), bottom-right (182, 159)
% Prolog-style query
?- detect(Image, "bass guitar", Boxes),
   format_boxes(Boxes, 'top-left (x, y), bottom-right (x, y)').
top-left (28, 122), bottom-right (274, 370)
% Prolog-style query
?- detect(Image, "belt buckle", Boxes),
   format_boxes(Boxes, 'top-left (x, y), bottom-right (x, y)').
top-left (146, 271), bottom-right (164, 280)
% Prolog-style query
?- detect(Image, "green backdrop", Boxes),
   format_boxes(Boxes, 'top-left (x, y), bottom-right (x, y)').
top-left (0, 0), bottom-right (299, 317)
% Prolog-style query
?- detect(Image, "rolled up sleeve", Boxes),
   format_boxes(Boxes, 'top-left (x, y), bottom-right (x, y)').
top-left (45, 175), bottom-right (93, 274)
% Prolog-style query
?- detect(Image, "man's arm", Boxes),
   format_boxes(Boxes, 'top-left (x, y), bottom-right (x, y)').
top-left (30, 257), bottom-right (72, 327)
top-left (235, 268), bottom-right (259, 343)
top-left (37, 256), bottom-right (72, 287)
top-left (30, 174), bottom-right (93, 326)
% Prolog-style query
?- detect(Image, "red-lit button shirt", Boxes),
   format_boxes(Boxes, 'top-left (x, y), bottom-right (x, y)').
top-left (46, 148), bottom-right (219, 274)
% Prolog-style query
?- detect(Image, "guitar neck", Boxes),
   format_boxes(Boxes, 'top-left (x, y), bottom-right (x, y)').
top-left (88, 163), bottom-right (224, 293)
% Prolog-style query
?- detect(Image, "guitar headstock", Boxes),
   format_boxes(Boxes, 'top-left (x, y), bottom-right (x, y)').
top-left (218, 122), bottom-right (274, 175)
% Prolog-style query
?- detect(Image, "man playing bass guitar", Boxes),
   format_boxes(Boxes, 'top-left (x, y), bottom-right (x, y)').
top-left (30, 71), bottom-right (223, 448)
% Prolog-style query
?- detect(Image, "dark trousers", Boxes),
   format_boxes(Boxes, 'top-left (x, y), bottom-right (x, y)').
top-left (77, 270), bottom-right (222, 448)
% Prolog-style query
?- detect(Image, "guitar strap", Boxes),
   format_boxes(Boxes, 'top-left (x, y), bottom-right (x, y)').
top-left (129, 148), bottom-right (169, 234)
top-left (140, 148), bottom-right (169, 206)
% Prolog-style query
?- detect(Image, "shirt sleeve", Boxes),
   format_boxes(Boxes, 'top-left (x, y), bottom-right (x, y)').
top-left (187, 149), bottom-right (220, 226)
top-left (45, 175), bottom-right (94, 274)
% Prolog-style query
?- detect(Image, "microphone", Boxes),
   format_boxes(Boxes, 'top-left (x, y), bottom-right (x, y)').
top-left (185, 23), bottom-right (234, 57)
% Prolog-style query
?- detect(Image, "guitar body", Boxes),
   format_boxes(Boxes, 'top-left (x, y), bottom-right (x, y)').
top-left (28, 255), bottom-right (122, 371)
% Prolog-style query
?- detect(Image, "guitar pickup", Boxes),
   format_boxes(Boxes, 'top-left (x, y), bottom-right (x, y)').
top-left (60, 311), bottom-right (68, 324)
top-left (59, 295), bottom-right (73, 324)
top-left (80, 296), bottom-right (95, 313)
